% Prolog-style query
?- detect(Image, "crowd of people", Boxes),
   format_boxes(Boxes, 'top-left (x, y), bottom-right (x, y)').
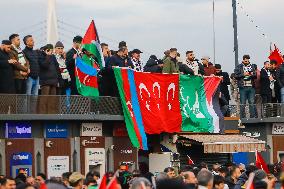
top-left (0, 162), bottom-right (284, 189)
top-left (0, 33), bottom-right (284, 117)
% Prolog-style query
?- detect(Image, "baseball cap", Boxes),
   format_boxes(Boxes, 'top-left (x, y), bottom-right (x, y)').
top-left (132, 49), bottom-right (143, 54)
top-left (69, 172), bottom-right (84, 184)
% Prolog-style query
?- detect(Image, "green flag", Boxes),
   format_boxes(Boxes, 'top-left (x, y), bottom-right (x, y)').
top-left (179, 75), bottom-right (213, 132)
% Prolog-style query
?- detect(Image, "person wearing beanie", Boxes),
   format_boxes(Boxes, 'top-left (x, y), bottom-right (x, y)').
top-left (118, 41), bottom-right (127, 49)
top-left (202, 56), bottom-right (216, 76)
top-left (55, 41), bottom-right (64, 48)
top-left (0, 40), bottom-right (27, 94)
top-left (54, 41), bottom-right (71, 95)
top-left (66, 35), bottom-right (83, 95)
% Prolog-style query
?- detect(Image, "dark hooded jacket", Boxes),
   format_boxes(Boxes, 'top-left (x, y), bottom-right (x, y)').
top-left (143, 55), bottom-right (163, 73)
top-left (39, 52), bottom-right (61, 86)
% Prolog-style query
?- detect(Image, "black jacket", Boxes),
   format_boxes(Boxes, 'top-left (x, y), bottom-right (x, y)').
top-left (277, 63), bottom-right (284, 88)
top-left (234, 173), bottom-right (248, 189)
top-left (39, 52), bottom-right (61, 86)
top-left (234, 63), bottom-right (257, 88)
top-left (66, 48), bottom-right (78, 95)
top-left (260, 68), bottom-right (272, 95)
top-left (225, 177), bottom-right (236, 189)
top-left (143, 57), bottom-right (162, 73)
top-left (0, 49), bottom-right (16, 93)
top-left (108, 54), bottom-right (133, 68)
top-left (23, 46), bottom-right (40, 78)
top-left (216, 71), bottom-right (231, 101)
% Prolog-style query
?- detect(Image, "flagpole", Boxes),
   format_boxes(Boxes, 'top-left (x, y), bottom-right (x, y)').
top-left (212, 0), bottom-right (216, 65)
top-left (232, 0), bottom-right (239, 67)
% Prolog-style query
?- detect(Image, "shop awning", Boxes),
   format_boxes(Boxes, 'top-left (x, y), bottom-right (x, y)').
top-left (178, 134), bottom-right (266, 153)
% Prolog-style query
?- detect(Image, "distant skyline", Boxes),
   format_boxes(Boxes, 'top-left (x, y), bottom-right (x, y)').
top-left (1, 0), bottom-right (284, 72)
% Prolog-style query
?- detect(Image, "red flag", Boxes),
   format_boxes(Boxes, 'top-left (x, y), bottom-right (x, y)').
top-left (39, 183), bottom-right (47, 189)
top-left (187, 155), bottom-right (194, 165)
top-left (107, 176), bottom-right (120, 189)
top-left (268, 44), bottom-right (283, 67)
top-left (255, 151), bottom-right (269, 173)
top-left (98, 174), bottom-right (107, 189)
top-left (134, 72), bottom-right (182, 134)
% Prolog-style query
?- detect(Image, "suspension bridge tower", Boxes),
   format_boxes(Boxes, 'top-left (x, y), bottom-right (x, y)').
top-left (47, 0), bottom-right (59, 45)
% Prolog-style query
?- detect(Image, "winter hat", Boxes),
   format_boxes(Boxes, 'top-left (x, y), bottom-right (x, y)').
top-left (55, 41), bottom-right (64, 48)
top-left (118, 41), bottom-right (127, 48)
top-left (253, 170), bottom-right (267, 182)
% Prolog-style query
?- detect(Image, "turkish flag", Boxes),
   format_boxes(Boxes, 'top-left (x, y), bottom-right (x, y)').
top-left (134, 72), bottom-right (182, 134)
top-left (107, 177), bottom-right (120, 189)
top-left (98, 174), bottom-right (107, 189)
top-left (269, 44), bottom-right (283, 68)
top-left (255, 151), bottom-right (269, 174)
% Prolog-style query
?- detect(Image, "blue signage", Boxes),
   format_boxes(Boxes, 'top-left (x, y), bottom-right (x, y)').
top-left (10, 152), bottom-right (33, 166)
top-left (5, 122), bottom-right (32, 138)
top-left (10, 152), bottom-right (32, 177)
top-left (45, 123), bottom-right (68, 138)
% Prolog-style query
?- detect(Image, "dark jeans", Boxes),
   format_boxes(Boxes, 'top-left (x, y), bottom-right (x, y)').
top-left (261, 93), bottom-right (272, 103)
top-left (15, 79), bottom-right (27, 94)
top-left (240, 87), bottom-right (257, 118)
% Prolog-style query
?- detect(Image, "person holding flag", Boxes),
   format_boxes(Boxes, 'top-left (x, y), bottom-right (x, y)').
top-left (66, 35), bottom-right (83, 95)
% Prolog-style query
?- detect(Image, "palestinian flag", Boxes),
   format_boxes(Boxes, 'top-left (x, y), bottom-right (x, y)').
top-left (204, 77), bottom-right (222, 133)
top-left (82, 20), bottom-right (105, 69)
top-left (114, 68), bottom-right (221, 150)
top-left (75, 57), bottom-right (99, 97)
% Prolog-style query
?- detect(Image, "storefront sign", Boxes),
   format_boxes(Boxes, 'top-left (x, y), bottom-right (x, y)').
top-left (81, 137), bottom-right (103, 147)
top-left (10, 152), bottom-right (32, 165)
top-left (45, 123), bottom-right (68, 138)
top-left (272, 124), bottom-right (284, 134)
top-left (47, 156), bottom-right (69, 179)
top-left (242, 132), bottom-right (261, 138)
top-left (10, 152), bottom-right (32, 177)
top-left (81, 123), bottom-right (102, 136)
top-left (5, 122), bottom-right (32, 138)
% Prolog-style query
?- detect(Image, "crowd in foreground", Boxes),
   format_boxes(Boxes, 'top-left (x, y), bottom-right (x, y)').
top-left (1, 161), bottom-right (284, 189)
top-left (1, 33), bottom-right (284, 117)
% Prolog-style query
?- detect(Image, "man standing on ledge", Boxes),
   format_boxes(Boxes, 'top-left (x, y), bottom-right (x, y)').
top-left (66, 36), bottom-right (83, 95)
top-left (162, 48), bottom-right (179, 74)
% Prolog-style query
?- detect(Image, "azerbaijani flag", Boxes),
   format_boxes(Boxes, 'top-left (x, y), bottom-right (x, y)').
top-left (75, 57), bottom-right (99, 97)
top-left (114, 68), bottom-right (221, 150)
top-left (82, 20), bottom-right (105, 69)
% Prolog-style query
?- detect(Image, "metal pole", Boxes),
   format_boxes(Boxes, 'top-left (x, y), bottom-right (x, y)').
top-left (232, 0), bottom-right (239, 67)
top-left (212, 0), bottom-right (216, 65)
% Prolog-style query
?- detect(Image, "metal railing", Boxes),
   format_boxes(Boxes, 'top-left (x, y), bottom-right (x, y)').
top-left (228, 103), bottom-right (283, 119)
top-left (0, 94), bottom-right (283, 119)
top-left (0, 95), bottom-right (123, 115)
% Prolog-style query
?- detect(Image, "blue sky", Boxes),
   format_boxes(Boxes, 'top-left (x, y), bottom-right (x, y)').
top-left (1, 0), bottom-right (283, 72)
